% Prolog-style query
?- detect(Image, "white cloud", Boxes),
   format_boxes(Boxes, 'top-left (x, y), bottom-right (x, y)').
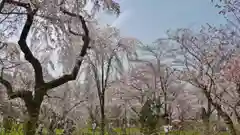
top-left (111, 9), bottom-right (132, 28)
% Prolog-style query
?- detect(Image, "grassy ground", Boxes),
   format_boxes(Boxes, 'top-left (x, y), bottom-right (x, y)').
top-left (0, 130), bottom-right (230, 135)
top-left (0, 125), bottom-right (231, 135)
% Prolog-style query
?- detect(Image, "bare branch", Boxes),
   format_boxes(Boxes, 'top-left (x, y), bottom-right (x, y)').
top-left (0, 11), bottom-right (27, 15)
top-left (0, 74), bottom-right (13, 97)
top-left (69, 28), bottom-right (85, 37)
top-left (17, 9), bottom-right (45, 88)
top-left (63, 99), bottom-right (87, 117)
top-left (44, 8), bottom-right (90, 90)
top-left (45, 94), bottom-right (64, 100)
top-left (0, 0), bottom-right (6, 12)
top-left (0, 72), bottom-right (30, 99)
top-left (6, 0), bottom-right (31, 10)
top-left (89, 59), bottom-right (102, 96)
top-left (103, 46), bottom-right (120, 91)
top-left (0, 0), bottom-right (45, 89)
top-left (9, 90), bottom-right (32, 99)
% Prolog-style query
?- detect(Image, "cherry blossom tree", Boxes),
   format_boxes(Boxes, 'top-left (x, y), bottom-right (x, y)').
top-left (84, 26), bottom-right (137, 135)
top-left (168, 26), bottom-right (239, 135)
top-left (126, 42), bottom-right (181, 122)
top-left (209, 0), bottom-right (240, 126)
top-left (112, 42), bottom-right (186, 134)
top-left (0, 0), bottom-right (121, 134)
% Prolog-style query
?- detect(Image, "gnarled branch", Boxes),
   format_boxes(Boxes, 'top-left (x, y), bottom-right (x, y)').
top-left (0, 75), bottom-right (13, 97)
top-left (3, 0), bottom-right (44, 88)
top-left (18, 10), bottom-right (44, 88)
top-left (9, 90), bottom-right (32, 99)
top-left (0, 0), bottom-right (6, 12)
top-left (44, 8), bottom-right (90, 90)
top-left (0, 75), bottom-right (30, 99)
top-left (6, 0), bottom-right (31, 11)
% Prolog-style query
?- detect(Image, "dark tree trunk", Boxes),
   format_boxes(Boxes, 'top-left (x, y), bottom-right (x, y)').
top-left (23, 105), bottom-right (40, 135)
top-left (24, 114), bottom-right (39, 135)
top-left (217, 108), bottom-right (236, 135)
top-left (100, 94), bottom-right (105, 135)
top-left (163, 92), bottom-right (170, 125)
top-left (203, 117), bottom-right (210, 134)
top-left (122, 105), bottom-right (127, 135)
top-left (23, 90), bottom-right (44, 135)
top-left (2, 116), bottom-right (13, 133)
top-left (204, 90), bottom-right (237, 135)
top-left (202, 101), bottom-right (211, 134)
top-left (0, 1), bottom-right (90, 135)
top-left (164, 92), bottom-right (167, 115)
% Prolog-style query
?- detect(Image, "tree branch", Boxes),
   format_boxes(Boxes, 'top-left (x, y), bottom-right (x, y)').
top-left (0, 11), bottom-right (27, 15)
top-left (44, 8), bottom-right (90, 90)
top-left (0, 75), bottom-right (13, 97)
top-left (6, 0), bottom-right (31, 11)
top-left (9, 90), bottom-right (32, 99)
top-left (2, 0), bottom-right (44, 88)
top-left (0, 0), bottom-right (31, 16)
top-left (45, 94), bottom-right (64, 100)
top-left (63, 99), bottom-right (87, 117)
top-left (18, 9), bottom-right (44, 88)
top-left (0, 0), bottom-right (6, 12)
top-left (103, 46), bottom-right (120, 90)
top-left (0, 74), bottom-right (30, 99)
top-left (69, 27), bottom-right (85, 37)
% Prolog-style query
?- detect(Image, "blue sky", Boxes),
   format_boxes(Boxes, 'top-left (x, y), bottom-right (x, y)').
top-left (100, 0), bottom-right (226, 43)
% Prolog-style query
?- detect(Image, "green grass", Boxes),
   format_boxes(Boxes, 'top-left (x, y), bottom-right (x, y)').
top-left (0, 129), bottom-right (230, 135)
top-left (76, 127), bottom-right (141, 135)
top-left (64, 127), bottom-right (230, 135)
top-left (0, 123), bottom-right (64, 135)
top-left (0, 128), bottom-right (63, 135)
top-left (0, 123), bottom-right (231, 135)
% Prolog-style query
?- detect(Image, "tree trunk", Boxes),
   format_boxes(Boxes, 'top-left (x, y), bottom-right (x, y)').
top-left (163, 92), bottom-right (169, 125)
top-left (2, 116), bottom-right (13, 133)
top-left (23, 102), bottom-right (40, 135)
top-left (24, 115), bottom-right (39, 135)
top-left (203, 101), bottom-right (211, 134)
top-left (164, 92), bottom-right (167, 115)
top-left (214, 107), bottom-right (236, 135)
top-left (203, 89), bottom-right (237, 135)
top-left (217, 108), bottom-right (236, 135)
top-left (208, 98), bottom-right (236, 134)
top-left (23, 92), bottom-right (43, 135)
top-left (233, 108), bottom-right (240, 124)
top-left (203, 117), bottom-right (210, 134)
top-left (100, 94), bottom-right (105, 135)
top-left (122, 104), bottom-right (127, 135)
